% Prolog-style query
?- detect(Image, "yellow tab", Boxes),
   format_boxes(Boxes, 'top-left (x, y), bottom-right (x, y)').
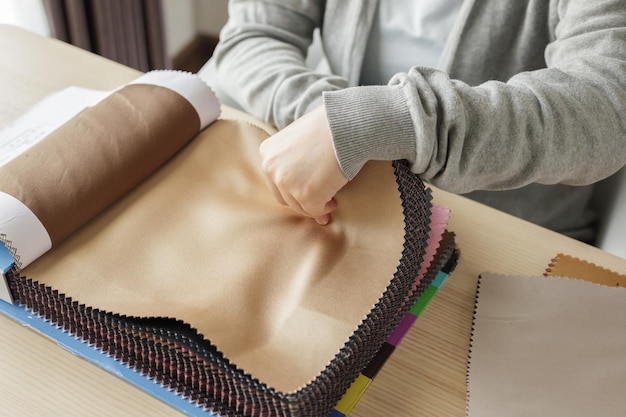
top-left (334, 374), bottom-right (372, 415)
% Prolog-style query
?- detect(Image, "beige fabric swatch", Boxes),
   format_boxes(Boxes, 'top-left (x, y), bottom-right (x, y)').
top-left (22, 119), bottom-right (406, 394)
top-left (467, 273), bottom-right (626, 417)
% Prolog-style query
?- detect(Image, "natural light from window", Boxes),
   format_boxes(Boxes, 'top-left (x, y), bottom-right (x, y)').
top-left (0, 0), bottom-right (50, 37)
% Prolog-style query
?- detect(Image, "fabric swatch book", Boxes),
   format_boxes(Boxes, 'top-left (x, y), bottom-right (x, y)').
top-left (0, 70), bottom-right (457, 417)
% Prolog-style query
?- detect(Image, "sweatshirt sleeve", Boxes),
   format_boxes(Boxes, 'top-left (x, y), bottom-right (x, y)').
top-left (211, 0), bottom-right (348, 129)
top-left (325, 0), bottom-right (626, 192)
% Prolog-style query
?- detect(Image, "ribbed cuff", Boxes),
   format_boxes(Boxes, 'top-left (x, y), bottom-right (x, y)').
top-left (323, 85), bottom-right (416, 180)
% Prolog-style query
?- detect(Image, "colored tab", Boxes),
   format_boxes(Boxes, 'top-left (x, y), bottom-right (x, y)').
top-left (362, 342), bottom-right (395, 379)
top-left (0, 243), bottom-right (14, 303)
top-left (387, 313), bottom-right (418, 346)
top-left (430, 271), bottom-right (449, 289)
top-left (328, 410), bottom-right (346, 417)
top-left (410, 285), bottom-right (438, 316)
top-left (0, 243), bottom-right (13, 273)
top-left (334, 374), bottom-right (372, 415)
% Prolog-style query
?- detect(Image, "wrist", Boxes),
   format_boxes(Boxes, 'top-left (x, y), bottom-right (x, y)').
top-left (323, 85), bottom-right (416, 180)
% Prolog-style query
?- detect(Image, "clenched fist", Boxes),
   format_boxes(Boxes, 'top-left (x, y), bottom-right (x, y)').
top-left (259, 105), bottom-right (348, 225)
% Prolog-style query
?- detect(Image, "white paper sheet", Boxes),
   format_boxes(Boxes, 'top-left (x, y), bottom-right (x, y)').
top-left (0, 86), bottom-right (109, 167)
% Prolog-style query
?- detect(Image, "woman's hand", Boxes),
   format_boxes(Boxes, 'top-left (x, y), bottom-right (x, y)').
top-left (259, 105), bottom-right (348, 225)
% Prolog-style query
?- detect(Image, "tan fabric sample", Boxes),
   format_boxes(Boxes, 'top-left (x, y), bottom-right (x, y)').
top-left (23, 119), bottom-right (407, 393)
top-left (545, 253), bottom-right (626, 286)
top-left (0, 84), bottom-right (200, 246)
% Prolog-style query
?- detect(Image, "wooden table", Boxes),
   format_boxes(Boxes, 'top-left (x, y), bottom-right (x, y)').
top-left (1, 24), bottom-right (624, 417)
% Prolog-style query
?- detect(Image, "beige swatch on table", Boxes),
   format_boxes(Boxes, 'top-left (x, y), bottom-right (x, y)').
top-left (467, 273), bottom-right (626, 417)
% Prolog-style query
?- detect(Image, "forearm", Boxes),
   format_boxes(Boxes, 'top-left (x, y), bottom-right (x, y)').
top-left (212, 0), bottom-right (348, 128)
top-left (325, 0), bottom-right (626, 192)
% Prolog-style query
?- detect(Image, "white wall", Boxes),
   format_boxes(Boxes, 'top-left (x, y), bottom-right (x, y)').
top-left (162, 0), bottom-right (196, 58)
top-left (595, 168), bottom-right (626, 259)
top-left (195, 0), bottom-right (229, 37)
top-left (162, 0), bottom-right (229, 58)
top-left (0, 0), bottom-right (49, 36)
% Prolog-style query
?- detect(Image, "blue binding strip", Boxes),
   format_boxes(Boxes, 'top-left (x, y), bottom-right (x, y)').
top-left (0, 243), bottom-right (15, 303)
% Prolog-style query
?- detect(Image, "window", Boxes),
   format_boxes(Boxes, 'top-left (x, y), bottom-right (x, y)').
top-left (0, 0), bottom-right (50, 37)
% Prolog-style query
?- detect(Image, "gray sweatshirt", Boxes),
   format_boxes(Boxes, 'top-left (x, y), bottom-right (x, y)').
top-left (211, 0), bottom-right (626, 242)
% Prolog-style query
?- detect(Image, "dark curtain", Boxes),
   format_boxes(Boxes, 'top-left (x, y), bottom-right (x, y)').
top-left (43, 0), bottom-right (170, 71)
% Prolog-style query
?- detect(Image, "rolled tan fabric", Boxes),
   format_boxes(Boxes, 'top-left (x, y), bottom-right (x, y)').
top-left (0, 84), bottom-right (201, 247)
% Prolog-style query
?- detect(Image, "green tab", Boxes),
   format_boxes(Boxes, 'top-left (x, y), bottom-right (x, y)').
top-left (410, 285), bottom-right (438, 316)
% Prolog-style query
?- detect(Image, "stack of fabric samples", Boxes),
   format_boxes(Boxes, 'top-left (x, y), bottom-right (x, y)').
top-left (330, 241), bottom-right (457, 417)
top-left (0, 70), bottom-right (458, 417)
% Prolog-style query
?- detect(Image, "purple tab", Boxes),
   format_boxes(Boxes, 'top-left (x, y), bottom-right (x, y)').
top-left (386, 313), bottom-right (418, 347)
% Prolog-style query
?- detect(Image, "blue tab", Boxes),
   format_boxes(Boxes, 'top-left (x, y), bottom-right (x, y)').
top-left (0, 243), bottom-right (15, 303)
top-left (0, 243), bottom-right (14, 273)
top-left (430, 270), bottom-right (449, 289)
